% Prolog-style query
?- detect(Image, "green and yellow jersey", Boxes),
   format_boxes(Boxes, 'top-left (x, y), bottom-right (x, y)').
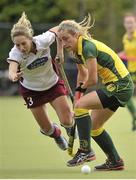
top-left (74, 36), bottom-right (129, 84)
top-left (73, 36), bottom-right (133, 106)
top-left (123, 30), bottom-right (136, 73)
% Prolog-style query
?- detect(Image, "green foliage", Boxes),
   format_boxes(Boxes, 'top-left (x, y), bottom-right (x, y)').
top-left (0, 0), bottom-right (136, 69)
top-left (0, 0), bottom-right (80, 23)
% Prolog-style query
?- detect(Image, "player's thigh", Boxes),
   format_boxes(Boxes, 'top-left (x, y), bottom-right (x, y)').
top-left (75, 91), bottom-right (103, 109)
top-left (91, 108), bottom-right (115, 129)
top-left (30, 105), bottom-right (54, 132)
top-left (50, 95), bottom-right (73, 125)
top-left (30, 105), bottom-right (50, 122)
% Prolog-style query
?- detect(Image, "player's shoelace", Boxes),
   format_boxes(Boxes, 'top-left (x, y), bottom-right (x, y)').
top-left (67, 149), bottom-right (95, 167)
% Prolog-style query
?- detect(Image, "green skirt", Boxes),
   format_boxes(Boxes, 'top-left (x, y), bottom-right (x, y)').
top-left (102, 74), bottom-right (134, 107)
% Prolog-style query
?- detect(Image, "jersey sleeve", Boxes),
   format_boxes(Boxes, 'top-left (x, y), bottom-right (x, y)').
top-left (7, 47), bottom-right (22, 64)
top-left (82, 40), bottom-right (98, 60)
top-left (34, 31), bottom-right (56, 49)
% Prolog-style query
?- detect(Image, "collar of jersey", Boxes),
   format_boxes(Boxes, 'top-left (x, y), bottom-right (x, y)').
top-left (77, 36), bottom-right (83, 56)
top-left (77, 35), bottom-right (91, 56)
top-left (124, 30), bottom-right (136, 40)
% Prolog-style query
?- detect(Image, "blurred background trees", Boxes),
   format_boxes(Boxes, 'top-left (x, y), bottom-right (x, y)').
top-left (0, 0), bottom-right (136, 69)
top-left (0, 0), bottom-right (136, 95)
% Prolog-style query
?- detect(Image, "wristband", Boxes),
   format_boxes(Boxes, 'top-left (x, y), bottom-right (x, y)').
top-left (75, 82), bottom-right (87, 93)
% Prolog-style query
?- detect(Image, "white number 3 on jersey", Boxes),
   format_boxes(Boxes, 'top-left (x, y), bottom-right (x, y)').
top-left (27, 97), bottom-right (33, 106)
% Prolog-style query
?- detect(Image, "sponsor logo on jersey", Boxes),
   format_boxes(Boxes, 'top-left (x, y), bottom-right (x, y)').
top-left (27, 56), bottom-right (48, 69)
top-left (106, 83), bottom-right (116, 92)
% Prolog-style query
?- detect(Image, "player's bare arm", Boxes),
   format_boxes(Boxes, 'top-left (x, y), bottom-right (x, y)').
top-left (76, 64), bottom-right (88, 87)
top-left (83, 57), bottom-right (98, 88)
top-left (8, 61), bottom-right (22, 82)
top-left (49, 26), bottom-right (64, 63)
top-left (56, 37), bottom-right (64, 63)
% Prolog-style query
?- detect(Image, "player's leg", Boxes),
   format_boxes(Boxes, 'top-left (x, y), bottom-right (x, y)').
top-left (50, 95), bottom-right (77, 138)
top-left (66, 107), bottom-right (96, 166)
top-left (72, 89), bottom-right (124, 169)
top-left (30, 105), bottom-right (68, 150)
top-left (66, 91), bottom-right (101, 166)
top-left (74, 91), bottom-right (102, 151)
top-left (126, 98), bottom-right (136, 130)
top-left (91, 108), bottom-right (124, 170)
top-left (50, 95), bottom-right (74, 127)
top-left (30, 105), bottom-right (52, 133)
top-left (127, 72), bottom-right (136, 130)
top-left (19, 82), bottom-right (68, 150)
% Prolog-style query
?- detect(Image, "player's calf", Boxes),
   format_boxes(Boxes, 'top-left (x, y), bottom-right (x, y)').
top-left (40, 123), bottom-right (68, 151)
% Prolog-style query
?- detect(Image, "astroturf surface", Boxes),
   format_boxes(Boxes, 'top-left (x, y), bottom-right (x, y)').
top-left (0, 96), bottom-right (136, 179)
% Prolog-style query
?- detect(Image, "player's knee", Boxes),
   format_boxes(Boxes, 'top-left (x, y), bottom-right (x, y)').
top-left (61, 116), bottom-right (74, 127)
top-left (60, 112), bottom-right (74, 127)
top-left (74, 100), bottom-right (83, 109)
top-left (61, 120), bottom-right (74, 128)
top-left (74, 108), bottom-right (89, 117)
top-left (91, 127), bottom-right (104, 137)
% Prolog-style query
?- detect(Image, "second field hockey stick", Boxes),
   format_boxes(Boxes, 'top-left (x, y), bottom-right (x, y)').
top-left (67, 91), bottom-right (82, 157)
top-left (55, 36), bottom-right (83, 156)
top-left (55, 57), bottom-right (77, 157)
top-left (56, 58), bottom-right (74, 103)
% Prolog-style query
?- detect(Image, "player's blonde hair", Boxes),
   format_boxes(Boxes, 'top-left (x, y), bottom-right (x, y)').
top-left (58, 13), bottom-right (94, 37)
top-left (11, 12), bottom-right (34, 41)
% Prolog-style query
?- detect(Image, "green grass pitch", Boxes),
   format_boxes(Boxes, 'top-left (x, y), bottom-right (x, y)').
top-left (0, 96), bottom-right (136, 179)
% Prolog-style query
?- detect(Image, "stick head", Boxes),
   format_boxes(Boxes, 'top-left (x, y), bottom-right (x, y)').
top-left (67, 148), bottom-right (75, 157)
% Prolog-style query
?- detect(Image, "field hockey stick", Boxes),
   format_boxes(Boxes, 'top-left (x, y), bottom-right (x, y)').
top-left (55, 57), bottom-right (77, 156)
top-left (55, 32), bottom-right (83, 156)
top-left (55, 57), bottom-right (74, 102)
top-left (67, 91), bottom-right (82, 157)
top-left (68, 83), bottom-right (86, 156)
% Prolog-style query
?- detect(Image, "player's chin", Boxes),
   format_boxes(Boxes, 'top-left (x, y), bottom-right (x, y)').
top-left (65, 48), bottom-right (73, 53)
top-left (22, 50), bottom-right (29, 54)
top-left (13, 78), bottom-right (18, 82)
